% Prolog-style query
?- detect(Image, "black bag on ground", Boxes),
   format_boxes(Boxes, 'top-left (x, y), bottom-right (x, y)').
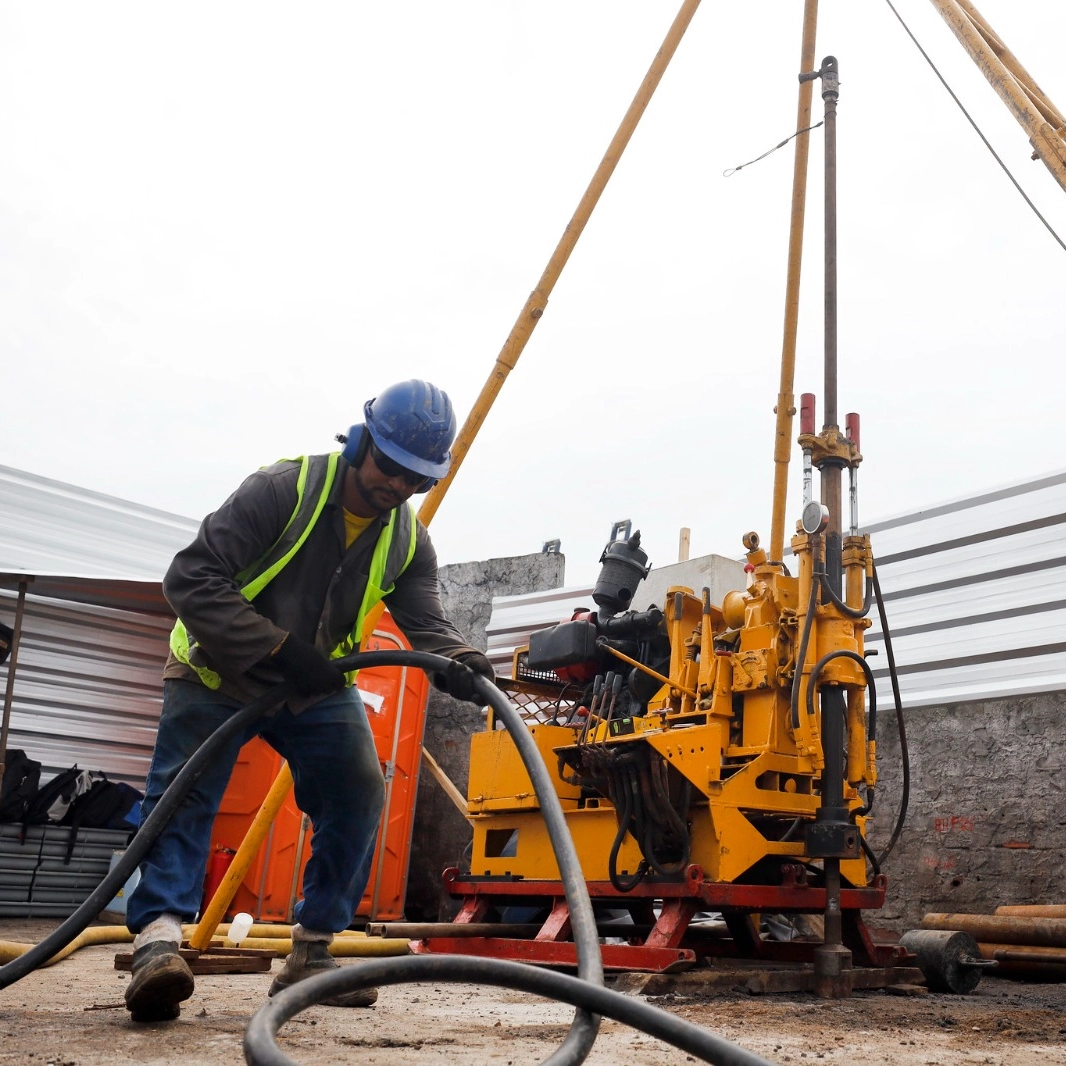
top-left (65, 777), bottom-right (140, 832)
top-left (0, 749), bottom-right (42, 822)
top-left (61, 776), bottom-right (142, 862)
top-left (21, 765), bottom-right (84, 831)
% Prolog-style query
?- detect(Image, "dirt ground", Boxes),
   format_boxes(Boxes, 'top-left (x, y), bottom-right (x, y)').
top-left (2, 919), bottom-right (1066, 1066)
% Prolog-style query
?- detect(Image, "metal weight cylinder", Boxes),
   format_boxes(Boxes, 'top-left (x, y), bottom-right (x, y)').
top-left (900, 929), bottom-right (985, 994)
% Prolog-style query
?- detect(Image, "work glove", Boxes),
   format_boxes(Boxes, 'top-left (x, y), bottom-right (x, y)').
top-left (269, 632), bottom-right (347, 696)
top-left (432, 650), bottom-right (496, 703)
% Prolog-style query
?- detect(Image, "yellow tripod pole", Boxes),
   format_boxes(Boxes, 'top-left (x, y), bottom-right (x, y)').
top-left (192, 0), bottom-right (703, 948)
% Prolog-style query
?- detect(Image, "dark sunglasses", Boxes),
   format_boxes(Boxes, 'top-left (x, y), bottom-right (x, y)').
top-left (370, 442), bottom-right (426, 487)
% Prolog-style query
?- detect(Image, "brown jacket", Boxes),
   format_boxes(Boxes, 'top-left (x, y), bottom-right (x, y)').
top-left (162, 455), bottom-right (477, 708)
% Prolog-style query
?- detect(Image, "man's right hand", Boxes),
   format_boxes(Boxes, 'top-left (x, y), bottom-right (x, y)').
top-left (270, 633), bottom-right (347, 695)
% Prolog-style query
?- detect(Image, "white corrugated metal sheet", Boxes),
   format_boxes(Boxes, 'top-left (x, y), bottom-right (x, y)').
top-left (864, 469), bottom-right (1066, 708)
top-left (0, 465), bottom-right (199, 582)
top-left (0, 466), bottom-right (199, 784)
top-left (486, 469), bottom-right (1066, 711)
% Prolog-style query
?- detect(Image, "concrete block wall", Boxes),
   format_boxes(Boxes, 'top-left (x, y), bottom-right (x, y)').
top-left (403, 550), bottom-right (565, 921)
top-left (866, 690), bottom-right (1066, 932)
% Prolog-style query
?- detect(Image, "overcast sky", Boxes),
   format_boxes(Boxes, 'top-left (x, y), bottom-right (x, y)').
top-left (3, 2), bottom-right (1063, 587)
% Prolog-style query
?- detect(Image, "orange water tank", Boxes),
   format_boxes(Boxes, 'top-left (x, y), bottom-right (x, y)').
top-left (206, 612), bottom-right (431, 924)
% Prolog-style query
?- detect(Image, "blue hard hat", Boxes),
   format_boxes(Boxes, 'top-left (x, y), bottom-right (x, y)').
top-left (364, 380), bottom-right (456, 480)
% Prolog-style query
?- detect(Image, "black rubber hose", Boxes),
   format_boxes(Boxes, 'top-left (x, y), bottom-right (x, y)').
top-left (243, 953), bottom-right (775, 1066)
top-left (870, 559), bottom-right (910, 867)
top-left (243, 667), bottom-right (774, 1065)
top-left (0, 679), bottom-right (299, 990)
top-left (789, 570), bottom-right (820, 730)
top-left (0, 649), bottom-right (774, 1066)
top-left (459, 663), bottom-right (602, 1066)
top-left (607, 766), bottom-right (646, 892)
top-left (818, 570), bottom-right (873, 619)
top-left (859, 831), bottom-right (881, 877)
top-left (803, 650), bottom-right (876, 723)
top-left (0, 650), bottom-right (601, 1066)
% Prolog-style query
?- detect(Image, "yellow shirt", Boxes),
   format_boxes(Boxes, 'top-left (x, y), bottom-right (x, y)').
top-left (343, 509), bottom-right (374, 549)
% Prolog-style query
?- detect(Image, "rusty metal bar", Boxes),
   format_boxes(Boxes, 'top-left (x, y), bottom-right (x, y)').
top-left (995, 904), bottom-right (1066, 918)
top-left (367, 921), bottom-right (655, 940)
top-left (922, 912), bottom-right (1066, 948)
top-left (954, 0), bottom-right (1065, 129)
top-left (927, 0), bottom-right (1066, 191)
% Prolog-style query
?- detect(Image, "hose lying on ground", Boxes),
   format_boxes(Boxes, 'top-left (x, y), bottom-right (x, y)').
top-left (244, 657), bottom-right (774, 1066)
top-left (245, 953), bottom-right (772, 1066)
top-left (0, 650), bottom-right (774, 1066)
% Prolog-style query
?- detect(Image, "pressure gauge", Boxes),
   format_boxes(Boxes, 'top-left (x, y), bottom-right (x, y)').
top-left (801, 500), bottom-right (830, 534)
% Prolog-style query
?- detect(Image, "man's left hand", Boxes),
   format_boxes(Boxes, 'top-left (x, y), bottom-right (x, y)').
top-left (433, 651), bottom-right (496, 703)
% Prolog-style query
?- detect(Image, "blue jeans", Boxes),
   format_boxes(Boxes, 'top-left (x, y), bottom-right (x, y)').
top-left (126, 679), bottom-right (385, 934)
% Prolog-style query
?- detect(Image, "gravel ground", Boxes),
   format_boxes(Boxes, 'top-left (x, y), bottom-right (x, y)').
top-left (2, 919), bottom-right (1066, 1065)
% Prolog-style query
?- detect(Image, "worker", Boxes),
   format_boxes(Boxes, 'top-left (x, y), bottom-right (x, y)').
top-left (122, 379), bottom-right (495, 1023)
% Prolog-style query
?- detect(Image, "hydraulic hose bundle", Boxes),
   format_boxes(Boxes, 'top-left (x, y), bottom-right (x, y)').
top-left (0, 648), bottom-right (774, 1066)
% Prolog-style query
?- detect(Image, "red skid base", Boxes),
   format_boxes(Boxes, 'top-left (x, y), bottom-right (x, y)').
top-left (409, 864), bottom-right (905, 974)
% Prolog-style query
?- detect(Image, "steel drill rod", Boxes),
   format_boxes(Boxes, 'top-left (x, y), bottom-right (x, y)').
top-left (922, 912), bottom-right (1066, 947)
top-left (977, 942), bottom-right (1066, 979)
top-left (995, 904), bottom-right (1066, 918)
top-left (980, 943), bottom-right (1066, 965)
top-left (812, 58), bottom-right (848, 977)
top-left (366, 921), bottom-right (655, 940)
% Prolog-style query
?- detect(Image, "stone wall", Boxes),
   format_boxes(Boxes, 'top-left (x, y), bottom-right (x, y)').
top-left (403, 551), bottom-right (565, 920)
top-left (865, 690), bottom-right (1066, 932)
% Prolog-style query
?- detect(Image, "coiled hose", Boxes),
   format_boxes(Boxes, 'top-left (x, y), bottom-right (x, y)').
top-left (0, 649), bottom-right (773, 1066)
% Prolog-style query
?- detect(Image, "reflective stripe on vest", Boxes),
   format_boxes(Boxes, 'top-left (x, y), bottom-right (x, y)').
top-left (170, 452), bottom-right (418, 689)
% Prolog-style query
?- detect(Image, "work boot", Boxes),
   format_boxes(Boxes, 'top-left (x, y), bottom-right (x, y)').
top-left (268, 940), bottom-right (377, 1007)
top-left (124, 941), bottom-right (195, 1022)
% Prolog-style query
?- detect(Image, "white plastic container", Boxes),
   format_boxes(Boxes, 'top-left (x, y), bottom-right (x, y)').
top-left (228, 911), bottom-right (254, 945)
top-left (99, 849), bottom-right (141, 922)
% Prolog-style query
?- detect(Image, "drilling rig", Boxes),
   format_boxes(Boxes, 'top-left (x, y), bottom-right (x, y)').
top-left (414, 397), bottom-right (897, 993)
top-left (393, 0), bottom-right (1062, 998)
top-left (406, 52), bottom-right (910, 997)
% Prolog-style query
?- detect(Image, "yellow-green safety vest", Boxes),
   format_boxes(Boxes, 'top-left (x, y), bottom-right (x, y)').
top-left (170, 452), bottom-right (417, 689)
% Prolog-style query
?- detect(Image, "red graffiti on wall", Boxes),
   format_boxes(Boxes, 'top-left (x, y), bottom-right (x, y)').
top-left (934, 814), bottom-right (975, 833)
top-left (919, 852), bottom-right (957, 871)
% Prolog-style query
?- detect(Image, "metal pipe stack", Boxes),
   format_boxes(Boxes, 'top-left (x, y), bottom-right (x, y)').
top-left (922, 908), bottom-right (1066, 980)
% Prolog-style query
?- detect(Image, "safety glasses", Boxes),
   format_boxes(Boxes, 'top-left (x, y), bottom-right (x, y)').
top-left (370, 442), bottom-right (426, 487)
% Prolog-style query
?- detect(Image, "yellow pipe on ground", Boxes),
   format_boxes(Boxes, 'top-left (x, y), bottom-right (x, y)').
top-left (197, 0), bottom-right (706, 947)
top-left (0, 925), bottom-right (133, 967)
top-left (234, 936), bottom-right (410, 958)
top-left (0, 922), bottom-right (406, 967)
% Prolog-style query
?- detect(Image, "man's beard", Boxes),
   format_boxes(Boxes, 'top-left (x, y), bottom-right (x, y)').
top-left (351, 467), bottom-right (402, 514)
